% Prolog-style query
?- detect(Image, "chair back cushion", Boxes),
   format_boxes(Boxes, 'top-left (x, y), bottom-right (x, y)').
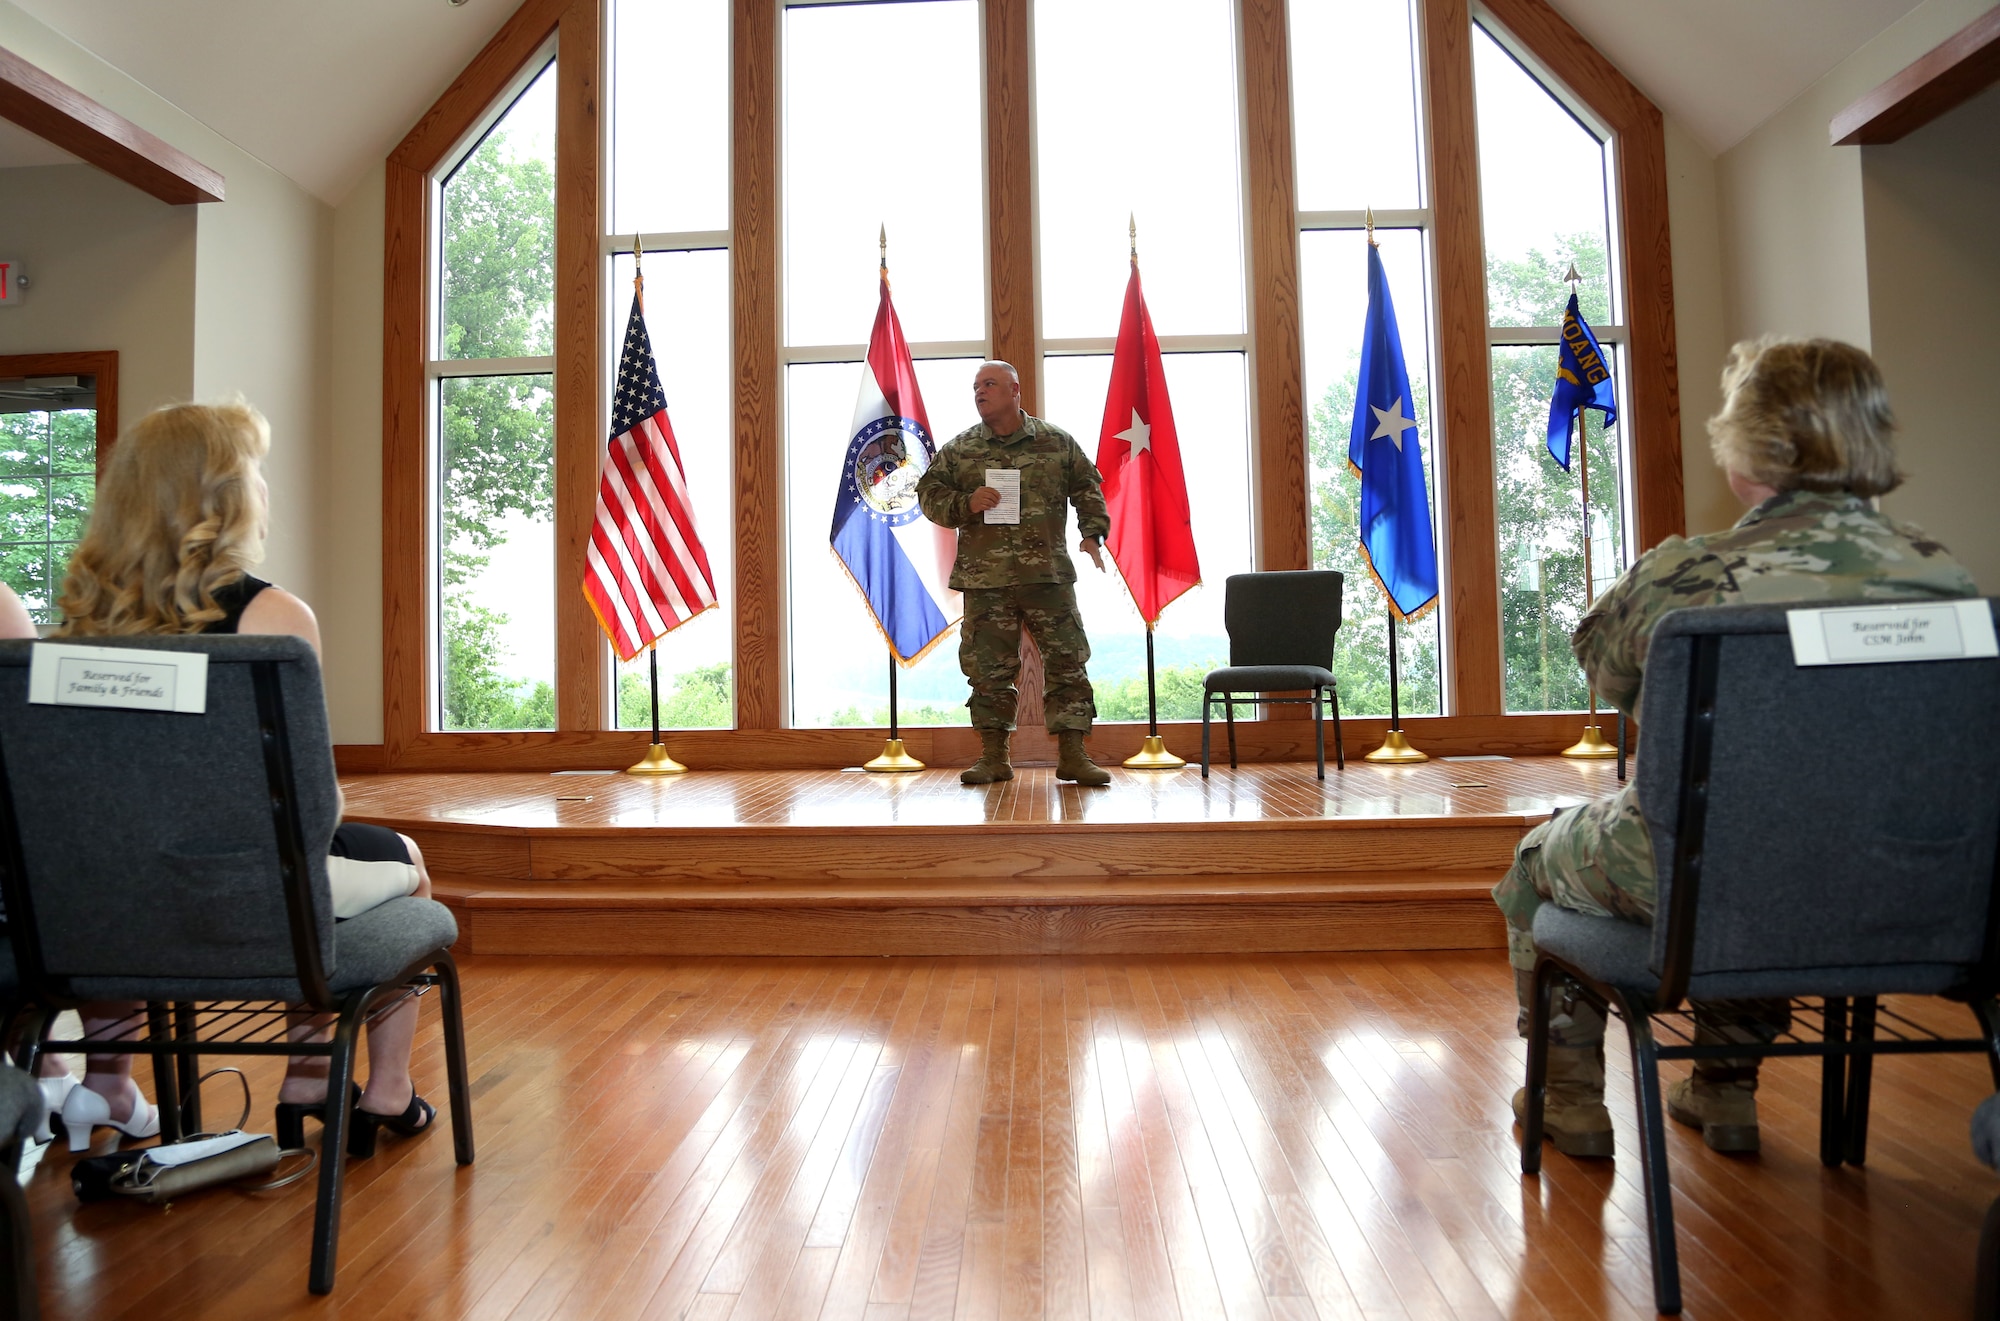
top-left (1637, 600), bottom-right (2000, 996)
top-left (0, 635), bottom-right (338, 989)
top-left (1224, 571), bottom-right (1343, 668)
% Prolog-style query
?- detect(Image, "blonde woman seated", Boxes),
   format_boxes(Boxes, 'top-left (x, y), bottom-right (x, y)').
top-left (51, 399), bottom-right (441, 1156)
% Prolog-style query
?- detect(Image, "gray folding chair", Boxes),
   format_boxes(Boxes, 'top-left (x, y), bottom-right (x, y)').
top-left (1520, 600), bottom-right (2000, 1315)
top-left (0, 635), bottom-right (473, 1295)
top-left (1201, 570), bottom-right (1344, 779)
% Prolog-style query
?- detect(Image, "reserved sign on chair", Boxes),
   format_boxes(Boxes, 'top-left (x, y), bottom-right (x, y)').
top-left (1786, 599), bottom-right (1999, 667)
top-left (26, 643), bottom-right (209, 713)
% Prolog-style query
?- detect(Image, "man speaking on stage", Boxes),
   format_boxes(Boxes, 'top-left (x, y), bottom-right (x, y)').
top-left (916, 361), bottom-right (1114, 787)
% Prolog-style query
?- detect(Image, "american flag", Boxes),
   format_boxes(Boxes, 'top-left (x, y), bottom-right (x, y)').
top-left (583, 297), bottom-right (717, 661)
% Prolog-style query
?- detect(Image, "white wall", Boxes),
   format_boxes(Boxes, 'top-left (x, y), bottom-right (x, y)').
top-left (0, 163), bottom-right (196, 417)
top-left (1660, 117), bottom-right (1734, 537)
top-left (321, 162), bottom-right (387, 743)
top-left (0, 0), bottom-right (338, 681)
top-left (1862, 84), bottom-right (2000, 592)
top-left (1716, 0), bottom-right (1998, 347)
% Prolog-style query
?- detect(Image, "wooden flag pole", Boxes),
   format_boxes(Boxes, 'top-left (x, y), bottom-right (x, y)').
top-left (626, 238), bottom-right (691, 776)
top-left (1118, 216), bottom-right (1185, 771)
top-left (863, 224), bottom-right (926, 774)
top-left (1560, 264), bottom-right (1616, 760)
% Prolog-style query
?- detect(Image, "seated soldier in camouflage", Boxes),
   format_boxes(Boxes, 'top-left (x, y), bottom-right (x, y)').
top-left (916, 361), bottom-right (1114, 787)
top-left (1497, 337), bottom-right (1979, 1158)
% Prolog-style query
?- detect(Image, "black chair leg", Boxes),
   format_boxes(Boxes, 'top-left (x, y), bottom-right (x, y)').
top-left (1201, 695), bottom-right (1212, 779)
top-left (1224, 696), bottom-right (1238, 769)
top-left (1972, 999), bottom-right (2000, 1091)
top-left (0, 1137), bottom-right (35, 1321)
top-left (1620, 998), bottom-right (1683, 1315)
top-left (433, 955), bottom-right (476, 1166)
top-left (1329, 685), bottom-right (1344, 770)
top-left (1312, 692), bottom-right (1326, 780)
top-left (307, 993), bottom-right (368, 1295)
top-left (1843, 996), bottom-right (1875, 1166)
top-left (1520, 959), bottom-right (1556, 1175)
top-left (1819, 996), bottom-right (1848, 1168)
top-left (145, 1004), bottom-right (182, 1144)
top-left (174, 1002), bottom-right (202, 1135)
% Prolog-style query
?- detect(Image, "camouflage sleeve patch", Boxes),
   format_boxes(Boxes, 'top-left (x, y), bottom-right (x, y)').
top-left (917, 444), bottom-right (973, 528)
top-left (1066, 437), bottom-right (1110, 541)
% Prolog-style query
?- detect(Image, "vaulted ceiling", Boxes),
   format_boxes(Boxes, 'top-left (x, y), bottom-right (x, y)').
top-left (1, 0), bottom-right (1940, 200)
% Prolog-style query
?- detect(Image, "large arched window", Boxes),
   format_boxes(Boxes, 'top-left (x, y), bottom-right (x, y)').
top-left (375, 0), bottom-right (1681, 767)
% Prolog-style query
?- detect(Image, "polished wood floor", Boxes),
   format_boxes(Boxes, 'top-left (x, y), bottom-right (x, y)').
top-left (22, 952), bottom-right (1996, 1320)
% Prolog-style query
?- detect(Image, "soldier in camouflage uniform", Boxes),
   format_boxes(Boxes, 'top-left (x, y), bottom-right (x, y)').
top-left (916, 361), bottom-right (1114, 786)
top-left (1500, 337), bottom-right (1979, 1158)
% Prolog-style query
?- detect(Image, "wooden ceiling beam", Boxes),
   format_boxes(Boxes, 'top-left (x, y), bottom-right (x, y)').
top-left (1831, 6), bottom-right (2000, 146)
top-left (0, 44), bottom-right (223, 204)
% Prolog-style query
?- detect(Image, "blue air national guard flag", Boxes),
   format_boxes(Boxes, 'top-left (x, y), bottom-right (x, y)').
top-left (830, 270), bottom-right (961, 663)
top-left (1347, 244), bottom-right (1439, 623)
top-left (1545, 289), bottom-right (1618, 469)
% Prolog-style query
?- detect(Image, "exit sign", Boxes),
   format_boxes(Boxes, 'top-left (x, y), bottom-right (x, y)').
top-left (0, 261), bottom-right (21, 305)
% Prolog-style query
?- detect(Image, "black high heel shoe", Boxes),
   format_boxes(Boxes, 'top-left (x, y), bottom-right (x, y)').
top-left (347, 1090), bottom-right (437, 1159)
top-left (274, 1083), bottom-right (362, 1148)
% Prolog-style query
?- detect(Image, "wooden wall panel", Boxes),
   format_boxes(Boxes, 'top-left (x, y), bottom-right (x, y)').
top-left (732, 0), bottom-right (783, 731)
top-left (0, 46), bottom-right (223, 204)
top-left (554, 0), bottom-right (604, 730)
top-left (1421, 0), bottom-right (1502, 715)
top-left (1241, 0), bottom-right (1309, 574)
top-left (985, 0), bottom-right (1036, 411)
top-left (1478, 0), bottom-right (1683, 551)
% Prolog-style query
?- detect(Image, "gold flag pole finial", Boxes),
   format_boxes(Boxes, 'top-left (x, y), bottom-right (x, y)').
top-left (879, 223), bottom-right (888, 276)
top-left (1366, 206), bottom-right (1377, 248)
top-left (1558, 257), bottom-right (1616, 759)
top-left (1129, 212), bottom-right (1137, 264)
top-left (633, 234), bottom-right (645, 311)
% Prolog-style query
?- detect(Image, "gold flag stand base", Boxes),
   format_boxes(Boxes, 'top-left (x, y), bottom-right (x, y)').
top-left (1365, 729), bottom-right (1429, 764)
top-left (863, 738), bottom-right (926, 773)
top-left (1123, 735), bottom-right (1186, 770)
top-left (1561, 725), bottom-right (1619, 759)
top-left (627, 743), bottom-right (689, 776)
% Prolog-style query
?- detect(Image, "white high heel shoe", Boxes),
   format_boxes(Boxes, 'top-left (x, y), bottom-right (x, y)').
top-left (60, 1080), bottom-right (160, 1153)
top-left (32, 1072), bottom-right (78, 1145)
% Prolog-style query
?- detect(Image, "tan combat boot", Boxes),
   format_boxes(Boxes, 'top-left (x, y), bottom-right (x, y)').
top-left (1665, 1072), bottom-right (1759, 1152)
top-left (960, 729), bottom-right (1014, 785)
top-left (1055, 731), bottom-right (1110, 786)
top-left (1513, 1043), bottom-right (1615, 1158)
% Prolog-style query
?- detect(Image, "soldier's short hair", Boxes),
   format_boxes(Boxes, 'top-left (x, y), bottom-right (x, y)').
top-left (1707, 337), bottom-right (1902, 498)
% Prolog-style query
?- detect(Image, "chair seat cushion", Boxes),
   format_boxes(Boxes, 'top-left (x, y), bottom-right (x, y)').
top-left (0, 1061), bottom-right (42, 1145)
top-left (66, 896), bottom-right (459, 1001)
top-left (1204, 665), bottom-right (1334, 693)
top-left (1533, 905), bottom-right (1659, 997)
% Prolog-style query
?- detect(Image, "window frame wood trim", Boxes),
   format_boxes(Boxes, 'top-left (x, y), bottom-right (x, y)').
top-left (367, 0), bottom-right (1684, 768)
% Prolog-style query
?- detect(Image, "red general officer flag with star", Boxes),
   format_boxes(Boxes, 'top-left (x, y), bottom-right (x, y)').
top-left (1095, 262), bottom-right (1200, 625)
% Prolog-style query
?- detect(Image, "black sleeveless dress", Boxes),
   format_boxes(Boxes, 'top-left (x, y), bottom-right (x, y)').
top-left (199, 575), bottom-right (407, 866)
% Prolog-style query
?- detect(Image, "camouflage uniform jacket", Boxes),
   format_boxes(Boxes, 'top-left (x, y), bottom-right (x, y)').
top-left (916, 414), bottom-right (1111, 590)
top-left (1576, 489), bottom-right (1978, 718)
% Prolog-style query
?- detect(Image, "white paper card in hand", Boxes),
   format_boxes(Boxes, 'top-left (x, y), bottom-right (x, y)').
top-left (1786, 599), bottom-right (1998, 666)
top-left (983, 468), bottom-right (1021, 525)
top-left (28, 642), bottom-right (208, 713)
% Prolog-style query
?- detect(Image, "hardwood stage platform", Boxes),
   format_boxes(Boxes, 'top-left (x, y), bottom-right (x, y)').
top-left (340, 756), bottom-right (1623, 957)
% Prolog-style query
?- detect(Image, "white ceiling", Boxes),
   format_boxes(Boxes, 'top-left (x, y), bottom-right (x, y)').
top-left (8, 0), bottom-right (520, 203)
top-left (0, 0), bottom-right (1942, 200)
top-left (1542, 0), bottom-right (1929, 153)
top-left (0, 114), bottom-right (80, 168)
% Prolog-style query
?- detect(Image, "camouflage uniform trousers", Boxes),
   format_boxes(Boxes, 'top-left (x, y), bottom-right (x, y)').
top-left (1493, 782), bottom-right (1789, 1062)
top-left (960, 583), bottom-right (1096, 734)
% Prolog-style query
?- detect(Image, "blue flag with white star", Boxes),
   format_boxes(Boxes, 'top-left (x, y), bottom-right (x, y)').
top-left (1347, 244), bottom-right (1438, 623)
top-left (1545, 290), bottom-right (1617, 470)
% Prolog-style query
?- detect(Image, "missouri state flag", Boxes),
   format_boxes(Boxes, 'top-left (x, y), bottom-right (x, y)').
top-left (1095, 261), bottom-right (1200, 625)
top-left (583, 291), bottom-right (718, 661)
top-left (829, 272), bottom-right (960, 663)
top-left (1545, 289), bottom-right (1618, 470)
top-left (1348, 243), bottom-right (1439, 623)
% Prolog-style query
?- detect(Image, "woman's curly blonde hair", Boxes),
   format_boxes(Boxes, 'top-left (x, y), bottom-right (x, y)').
top-left (1707, 336), bottom-right (1903, 497)
top-left (56, 399), bottom-right (270, 636)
